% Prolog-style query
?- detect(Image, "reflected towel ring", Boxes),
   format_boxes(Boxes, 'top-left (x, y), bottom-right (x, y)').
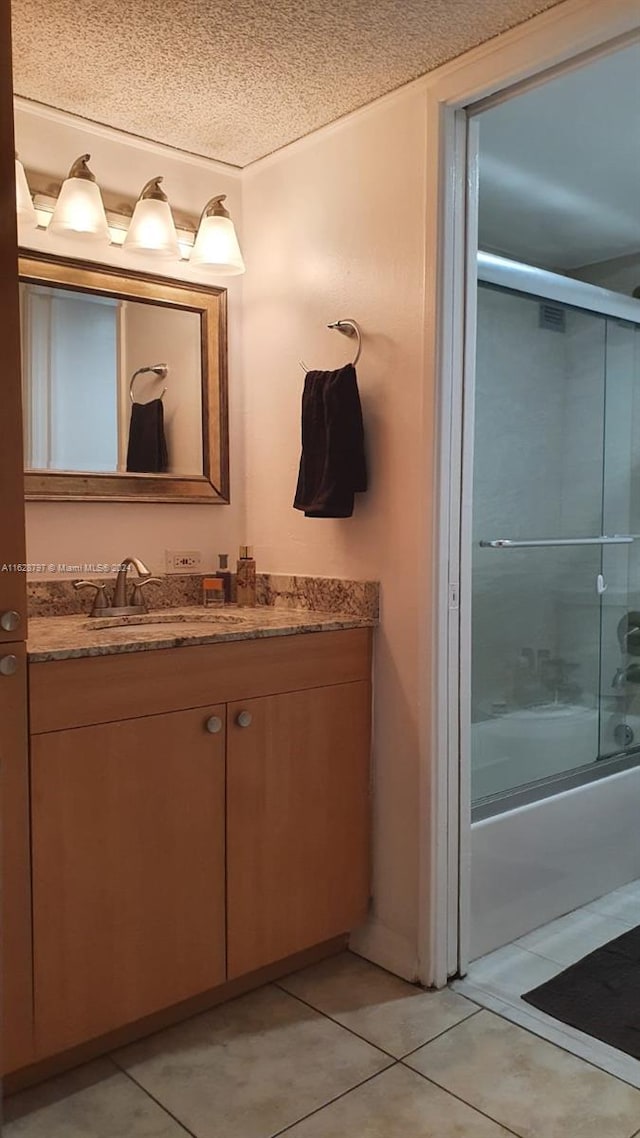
top-left (129, 363), bottom-right (168, 404)
top-left (299, 319), bottom-right (362, 373)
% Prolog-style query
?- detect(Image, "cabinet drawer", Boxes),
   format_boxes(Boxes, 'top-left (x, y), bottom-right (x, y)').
top-left (30, 628), bottom-right (372, 733)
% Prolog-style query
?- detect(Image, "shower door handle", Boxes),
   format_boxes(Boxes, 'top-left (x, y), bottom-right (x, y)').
top-left (479, 536), bottom-right (635, 548)
top-left (596, 574), bottom-right (607, 595)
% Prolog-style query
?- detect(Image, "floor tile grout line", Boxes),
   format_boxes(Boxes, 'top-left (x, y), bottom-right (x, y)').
top-left (450, 993), bottom-right (640, 1095)
top-left (398, 1065), bottom-right (525, 1138)
top-left (108, 1054), bottom-right (199, 1138)
top-left (268, 1062), bottom-right (401, 1138)
top-left (477, 978), bottom-right (640, 1083)
top-left (272, 981), bottom-right (400, 1060)
top-left (274, 978), bottom-right (481, 1063)
top-left (515, 918), bottom-right (637, 963)
top-left (582, 908), bottom-right (636, 925)
top-left (396, 1006), bottom-right (483, 1061)
top-left (516, 945), bottom-right (596, 968)
top-left (476, 944), bottom-right (566, 969)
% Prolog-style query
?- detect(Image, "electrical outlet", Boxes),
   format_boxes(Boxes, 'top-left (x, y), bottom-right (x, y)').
top-left (165, 549), bottom-right (202, 574)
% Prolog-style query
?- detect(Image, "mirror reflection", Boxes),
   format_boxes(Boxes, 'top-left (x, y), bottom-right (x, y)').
top-left (20, 282), bottom-right (203, 477)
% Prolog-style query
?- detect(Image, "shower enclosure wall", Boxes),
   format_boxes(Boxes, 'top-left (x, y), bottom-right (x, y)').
top-left (469, 253), bottom-right (640, 958)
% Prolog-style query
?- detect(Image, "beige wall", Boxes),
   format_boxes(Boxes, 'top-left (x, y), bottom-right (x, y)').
top-left (15, 100), bottom-right (245, 577)
top-left (242, 84), bottom-right (430, 975)
top-left (121, 303), bottom-right (203, 476)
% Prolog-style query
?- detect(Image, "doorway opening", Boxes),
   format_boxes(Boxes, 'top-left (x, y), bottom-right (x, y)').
top-left (421, 2), bottom-right (637, 996)
top-left (436, 21), bottom-right (640, 1082)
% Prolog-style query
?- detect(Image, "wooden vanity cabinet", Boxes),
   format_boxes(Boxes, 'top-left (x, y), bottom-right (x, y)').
top-left (31, 705), bottom-right (227, 1057)
top-left (28, 629), bottom-right (372, 1062)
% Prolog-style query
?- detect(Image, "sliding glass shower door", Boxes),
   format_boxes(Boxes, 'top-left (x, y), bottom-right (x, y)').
top-left (472, 280), bottom-right (640, 808)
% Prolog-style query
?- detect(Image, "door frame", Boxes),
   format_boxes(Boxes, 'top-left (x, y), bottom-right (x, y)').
top-left (420, 0), bottom-right (640, 988)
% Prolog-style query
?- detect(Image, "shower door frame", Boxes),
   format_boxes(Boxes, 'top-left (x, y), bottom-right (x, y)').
top-left (470, 264), bottom-right (640, 817)
top-left (420, 2), bottom-right (640, 990)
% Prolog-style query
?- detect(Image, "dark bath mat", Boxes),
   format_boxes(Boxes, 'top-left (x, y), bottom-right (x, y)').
top-left (523, 923), bottom-right (640, 1059)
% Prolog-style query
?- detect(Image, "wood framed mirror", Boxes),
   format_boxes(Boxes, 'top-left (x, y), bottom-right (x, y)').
top-left (19, 252), bottom-right (229, 504)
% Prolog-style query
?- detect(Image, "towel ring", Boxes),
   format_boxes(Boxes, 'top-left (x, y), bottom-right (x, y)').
top-left (299, 319), bottom-right (362, 372)
top-left (129, 364), bottom-right (168, 404)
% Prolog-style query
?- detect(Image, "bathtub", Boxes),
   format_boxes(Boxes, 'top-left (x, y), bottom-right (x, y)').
top-left (470, 705), bottom-right (640, 959)
top-left (472, 703), bottom-right (598, 801)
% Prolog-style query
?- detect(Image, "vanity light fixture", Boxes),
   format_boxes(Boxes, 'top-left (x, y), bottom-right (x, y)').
top-left (123, 176), bottom-right (180, 259)
top-left (190, 195), bottom-right (245, 275)
top-left (15, 154), bottom-right (38, 229)
top-left (16, 160), bottom-right (244, 274)
top-left (48, 154), bottom-right (110, 241)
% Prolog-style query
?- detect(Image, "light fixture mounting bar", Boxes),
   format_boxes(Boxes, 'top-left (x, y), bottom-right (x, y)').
top-left (25, 168), bottom-right (199, 239)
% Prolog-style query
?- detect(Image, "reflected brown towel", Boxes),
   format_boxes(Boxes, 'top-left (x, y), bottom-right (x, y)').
top-left (126, 399), bottom-right (169, 473)
top-left (294, 363), bottom-right (367, 518)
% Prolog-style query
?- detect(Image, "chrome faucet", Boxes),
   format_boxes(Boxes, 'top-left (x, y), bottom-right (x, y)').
top-left (73, 556), bottom-right (161, 616)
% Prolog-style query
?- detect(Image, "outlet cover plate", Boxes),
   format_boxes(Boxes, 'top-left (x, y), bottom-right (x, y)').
top-left (165, 549), bottom-right (202, 574)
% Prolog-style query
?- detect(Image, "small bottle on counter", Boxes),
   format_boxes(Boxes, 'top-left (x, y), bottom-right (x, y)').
top-left (215, 553), bottom-right (232, 603)
top-left (202, 577), bottom-right (226, 607)
top-left (236, 545), bottom-right (256, 607)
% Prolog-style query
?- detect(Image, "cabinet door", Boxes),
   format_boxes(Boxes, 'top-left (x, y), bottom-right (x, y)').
top-left (0, 0), bottom-right (27, 634)
top-left (32, 705), bottom-right (226, 1057)
top-left (227, 681), bottom-right (371, 978)
top-left (0, 1), bottom-right (32, 1074)
top-left (1, 645), bottom-right (34, 1072)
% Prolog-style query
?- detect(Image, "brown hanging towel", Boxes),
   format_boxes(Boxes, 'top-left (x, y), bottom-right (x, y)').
top-left (126, 398), bottom-right (169, 473)
top-left (294, 362), bottom-right (367, 518)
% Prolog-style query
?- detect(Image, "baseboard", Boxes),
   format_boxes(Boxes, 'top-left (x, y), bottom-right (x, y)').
top-left (4, 936), bottom-right (347, 1095)
top-left (349, 918), bottom-right (419, 982)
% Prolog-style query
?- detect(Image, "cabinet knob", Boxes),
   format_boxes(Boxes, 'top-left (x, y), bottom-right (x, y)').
top-left (205, 715), bottom-right (223, 734)
top-left (236, 710), bottom-right (252, 728)
top-left (0, 610), bottom-right (20, 632)
top-left (0, 655), bottom-right (18, 676)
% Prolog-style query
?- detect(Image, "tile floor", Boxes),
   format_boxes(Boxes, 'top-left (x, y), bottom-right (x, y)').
top-left (454, 877), bottom-right (640, 1090)
top-left (6, 946), bottom-right (640, 1138)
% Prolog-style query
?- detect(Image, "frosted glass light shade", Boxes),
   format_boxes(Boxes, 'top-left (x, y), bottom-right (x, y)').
top-left (123, 198), bottom-right (179, 258)
top-left (49, 177), bottom-right (110, 241)
top-left (15, 157), bottom-right (37, 228)
top-left (190, 214), bottom-right (245, 274)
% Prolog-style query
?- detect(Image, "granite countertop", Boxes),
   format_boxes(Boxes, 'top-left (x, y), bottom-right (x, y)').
top-left (27, 606), bottom-right (376, 663)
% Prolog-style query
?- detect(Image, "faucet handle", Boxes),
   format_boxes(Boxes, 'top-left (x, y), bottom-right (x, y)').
top-left (73, 580), bottom-right (109, 615)
top-left (130, 577), bottom-right (162, 610)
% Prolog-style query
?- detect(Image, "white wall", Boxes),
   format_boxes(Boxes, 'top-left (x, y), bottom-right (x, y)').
top-left (572, 252), bottom-right (640, 296)
top-left (15, 99), bottom-right (245, 578)
top-left (242, 84), bottom-right (430, 976)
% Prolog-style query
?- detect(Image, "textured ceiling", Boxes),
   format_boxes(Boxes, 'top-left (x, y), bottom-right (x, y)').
top-left (11, 0), bottom-right (562, 167)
